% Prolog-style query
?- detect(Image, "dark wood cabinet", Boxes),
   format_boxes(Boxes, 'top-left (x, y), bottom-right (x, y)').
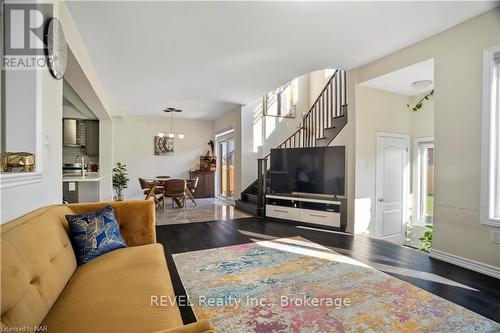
top-left (85, 120), bottom-right (99, 157)
top-left (62, 181), bottom-right (79, 203)
top-left (189, 170), bottom-right (215, 198)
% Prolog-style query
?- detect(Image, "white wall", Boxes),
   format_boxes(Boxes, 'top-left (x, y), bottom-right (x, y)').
top-left (354, 86), bottom-right (434, 235)
top-left (1, 1), bottom-right (114, 223)
top-left (354, 87), bottom-right (411, 235)
top-left (4, 70), bottom-right (37, 153)
top-left (113, 114), bottom-right (213, 200)
top-left (308, 69), bottom-right (330, 107)
top-left (240, 73), bottom-right (310, 190)
top-left (409, 93), bottom-right (435, 139)
top-left (349, 8), bottom-right (500, 267)
top-left (1, 3), bottom-right (63, 223)
top-left (1, 69), bottom-right (63, 223)
top-left (213, 106), bottom-right (242, 199)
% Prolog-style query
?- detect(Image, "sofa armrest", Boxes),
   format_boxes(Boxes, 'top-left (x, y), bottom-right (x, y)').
top-left (65, 200), bottom-right (156, 246)
top-left (153, 320), bottom-right (215, 333)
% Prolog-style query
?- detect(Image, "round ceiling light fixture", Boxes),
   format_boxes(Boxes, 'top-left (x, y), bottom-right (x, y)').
top-left (411, 80), bottom-right (433, 90)
top-left (163, 107), bottom-right (182, 113)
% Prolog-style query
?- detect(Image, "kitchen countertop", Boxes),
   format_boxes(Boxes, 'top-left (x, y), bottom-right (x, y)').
top-left (62, 172), bottom-right (106, 183)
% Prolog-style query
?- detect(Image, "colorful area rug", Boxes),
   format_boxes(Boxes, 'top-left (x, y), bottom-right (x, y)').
top-left (173, 237), bottom-right (499, 332)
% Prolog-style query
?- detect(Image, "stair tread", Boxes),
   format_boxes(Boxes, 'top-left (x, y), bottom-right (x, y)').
top-left (245, 193), bottom-right (259, 205)
top-left (235, 200), bottom-right (265, 217)
top-left (236, 199), bottom-right (257, 207)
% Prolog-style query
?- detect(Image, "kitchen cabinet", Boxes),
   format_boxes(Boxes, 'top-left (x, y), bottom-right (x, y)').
top-left (63, 119), bottom-right (86, 146)
top-left (63, 181), bottom-right (79, 203)
top-left (85, 120), bottom-right (99, 157)
top-left (62, 174), bottom-right (103, 203)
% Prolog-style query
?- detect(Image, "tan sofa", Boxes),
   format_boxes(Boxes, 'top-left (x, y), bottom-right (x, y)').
top-left (1, 200), bottom-right (215, 333)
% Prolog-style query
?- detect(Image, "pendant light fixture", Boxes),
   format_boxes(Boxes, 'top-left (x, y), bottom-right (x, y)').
top-left (159, 107), bottom-right (184, 139)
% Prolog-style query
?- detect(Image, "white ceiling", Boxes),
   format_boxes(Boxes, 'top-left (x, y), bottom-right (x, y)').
top-left (66, 1), bottom-right (497, 119)
top-left (360, 58), bottom-right (434, 96)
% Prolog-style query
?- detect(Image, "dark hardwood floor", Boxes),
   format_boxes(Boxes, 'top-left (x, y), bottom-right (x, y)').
top-left (156, 217), bottom-right (500, 324)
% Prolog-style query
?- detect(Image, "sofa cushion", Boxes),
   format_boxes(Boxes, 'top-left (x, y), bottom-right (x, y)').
top-left (1, 206), bottom-right (77, 329)
top-left (66, 206), bottom-right (127, 265)
top-left (41, 243), bottom-right (183, 333)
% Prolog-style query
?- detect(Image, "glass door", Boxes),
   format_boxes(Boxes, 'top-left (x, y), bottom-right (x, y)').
top-left (405, 139), bottom-right (434, 250)
top-left (218, 137), bottom-right (234, 199)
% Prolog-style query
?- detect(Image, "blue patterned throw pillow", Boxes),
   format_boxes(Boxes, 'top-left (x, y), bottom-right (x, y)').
top-left (66, 206), bottom-right (127, 265)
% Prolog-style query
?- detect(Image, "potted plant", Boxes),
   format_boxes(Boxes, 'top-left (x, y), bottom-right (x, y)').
top-left (419, 224), bottom-right (433, 253)
top-left (112, 162), bottom-right (129, 201)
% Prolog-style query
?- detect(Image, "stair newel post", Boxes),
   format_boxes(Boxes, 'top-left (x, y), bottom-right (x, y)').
top-left (262, 158), bottom-right (268, 209)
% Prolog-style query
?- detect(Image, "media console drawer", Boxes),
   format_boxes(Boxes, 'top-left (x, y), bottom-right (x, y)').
top-left (266, 205), bottom-right (300, 221)
top-left (300, 208), bottom-right (340, 227)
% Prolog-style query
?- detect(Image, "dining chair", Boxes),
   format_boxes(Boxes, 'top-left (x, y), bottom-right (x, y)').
top-left (162, 179), bottom-right (187, 210)
top-left (138, 178), bottom-right (163, 208)
top-left (156, 176), bottom-right (171, 179)
top-left (186, 177), bottom-right (199, 206)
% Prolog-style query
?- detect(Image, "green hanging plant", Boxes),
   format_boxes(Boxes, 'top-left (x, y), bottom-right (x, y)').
top-left (418, 224), bottom-right (433, 253)
top-left (407, 89), bottom-right (434, 112)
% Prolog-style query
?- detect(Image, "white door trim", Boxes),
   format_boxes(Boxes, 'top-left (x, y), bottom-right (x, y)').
top-left (376, 132), bottom-right (410, 140)
top-left (412, 136), bottom-right (434, 226)
top-left (480, 44), bottom-right (500, 227)
top-left (375, 132), bottom-right (410, 243)
top-left (215, 132), bottom-right (235, 198)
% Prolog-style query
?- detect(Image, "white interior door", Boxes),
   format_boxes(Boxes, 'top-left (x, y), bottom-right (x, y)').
top-left (375, 134), bottom-right (409, 244)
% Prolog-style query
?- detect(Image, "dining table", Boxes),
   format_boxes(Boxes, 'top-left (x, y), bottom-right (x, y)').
top-left (145, 177), bottom-right (196, 208)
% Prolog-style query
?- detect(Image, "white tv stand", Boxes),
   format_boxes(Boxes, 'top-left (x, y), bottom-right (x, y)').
top-left (265, 193), bottom-right (341, 228)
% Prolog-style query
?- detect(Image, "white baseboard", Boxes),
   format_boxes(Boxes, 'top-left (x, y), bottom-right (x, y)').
top-left (430, 249), bottom-right (500, 279)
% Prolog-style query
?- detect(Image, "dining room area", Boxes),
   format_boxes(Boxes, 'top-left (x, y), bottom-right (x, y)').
top-left (138, 175), bottom-right (250, 226)
top-left (111, 108), bottom-right (249, 225)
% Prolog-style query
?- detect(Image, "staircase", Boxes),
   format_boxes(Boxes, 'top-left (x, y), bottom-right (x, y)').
top-left (236, 70), bottom-right (348, 216)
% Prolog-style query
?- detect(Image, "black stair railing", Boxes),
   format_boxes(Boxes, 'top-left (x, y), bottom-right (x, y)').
top-left (255, 70), bottom-right (348, 213)
top-left (257, 158), bottom-right (268, 209)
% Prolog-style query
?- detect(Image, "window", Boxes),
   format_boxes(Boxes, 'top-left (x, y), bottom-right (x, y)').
top-left (481, 46), bottom-right (500, 227)
top-left (414, 138), bottom-right (434, 224)
top-left (263, 79), bottom-right (297, 118)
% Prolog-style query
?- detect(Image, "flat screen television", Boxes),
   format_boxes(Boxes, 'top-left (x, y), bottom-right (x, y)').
top-left (270, 146), bottom-right (345, 196)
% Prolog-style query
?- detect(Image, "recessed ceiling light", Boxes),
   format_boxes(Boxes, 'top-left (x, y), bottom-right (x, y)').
top-left (411, 80), bottom-right (433, 90)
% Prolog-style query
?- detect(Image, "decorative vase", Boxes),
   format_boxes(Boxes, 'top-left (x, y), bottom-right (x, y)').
top-left (114, 189), bottom-right (124, 201)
